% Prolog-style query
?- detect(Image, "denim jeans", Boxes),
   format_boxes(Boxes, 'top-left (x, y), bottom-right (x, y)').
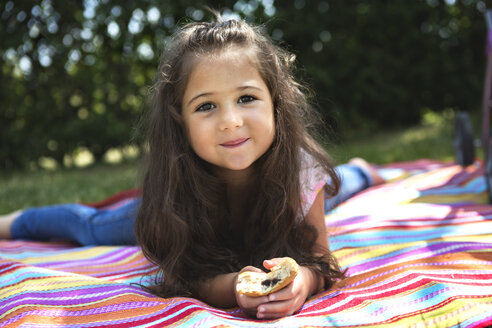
top-left (11, 165), bottom-right (371, 246)
top-left (324, 164), bottom-right (372, 211)
top-left (11, 199), bottom-right (140, 245)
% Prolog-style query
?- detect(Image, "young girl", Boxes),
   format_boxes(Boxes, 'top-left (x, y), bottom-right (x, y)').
top-left (0, 17), bottom-right (384, 319)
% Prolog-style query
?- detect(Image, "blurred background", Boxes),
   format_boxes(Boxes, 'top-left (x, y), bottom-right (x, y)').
top-left (0, 0), bottom-right (489, 208)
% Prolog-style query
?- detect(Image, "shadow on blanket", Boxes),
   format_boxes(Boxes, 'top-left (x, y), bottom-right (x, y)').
top-left (1, 159), bottom-right (492, 327)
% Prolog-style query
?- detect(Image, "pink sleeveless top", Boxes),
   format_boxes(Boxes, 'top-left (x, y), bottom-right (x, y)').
top-left (300, 151), bottom-right (329, 216)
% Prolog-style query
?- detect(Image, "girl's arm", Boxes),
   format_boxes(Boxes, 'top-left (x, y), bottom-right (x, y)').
top-left (196, 272), bottom-right (238, 308)
top-left (196, 266), bottom-right (270, 313)
top-left (302, 188), bottom-right (331, 293)
top-left (304, 187), bottom-right (330, 251)
top-left (254, 189), bottom-right (327, 319)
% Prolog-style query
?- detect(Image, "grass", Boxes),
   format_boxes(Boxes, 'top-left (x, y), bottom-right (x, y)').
top-left (326, 109), bottom-right (458, 165)
top-left (0, 109), bottom-right (482, 214)
top-left (0, 160), bottom-right (142, 213)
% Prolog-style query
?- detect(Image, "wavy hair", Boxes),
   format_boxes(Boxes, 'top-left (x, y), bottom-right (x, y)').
top-left (135, 16), bottom-right (343, 298)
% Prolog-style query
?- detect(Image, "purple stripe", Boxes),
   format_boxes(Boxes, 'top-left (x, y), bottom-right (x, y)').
top-left (343, 260), bottom-right (492, 288)
top-left (329, 210), bottom-right (491, 230)
top-left (93, 266), bottom-right (157, 279)
top-left (0, 241), bottom-right (75, 252)
top-left (328, 215), bottom-right (370, 227)
top-left (468, 316), bottom-right (492, 328)
top-left (0, 285), bottom-right (153, 311)
top-left (330, 217), bottom-right (491, 237)
top-left (344, 208), bottom-right (487, 224)
top-left (0, 268), bottom-right (62, 286)
top-left (347, 243), bottom-right (492, 274)
top-left (43, 255), bottom-right (153, 274)
top-left (42, 265), bottom-right (157, 281)
top-left (35, 247), bottom-right (140, 268)
top-left (0, 301), bottom-right (164, 328)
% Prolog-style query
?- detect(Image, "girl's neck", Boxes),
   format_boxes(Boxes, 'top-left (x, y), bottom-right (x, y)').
top-left (213, 166), bottom-right (257, 221)
top-left (213, 165), bottom-right (255, 191)
top-left (227, 181), bottom-right (254, 223)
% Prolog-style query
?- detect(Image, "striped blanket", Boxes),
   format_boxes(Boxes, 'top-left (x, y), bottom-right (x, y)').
top-left (1, 159), bottom-right (492, 327)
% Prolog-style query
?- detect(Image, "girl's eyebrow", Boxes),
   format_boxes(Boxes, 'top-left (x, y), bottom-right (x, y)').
top-left (187, 92), bottom-right (212, 107)
top-left (238, 85), bottom-right (262, 91)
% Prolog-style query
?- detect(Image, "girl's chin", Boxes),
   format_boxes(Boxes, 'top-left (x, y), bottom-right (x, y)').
top-left (212, 162), bottom-right (255, 177)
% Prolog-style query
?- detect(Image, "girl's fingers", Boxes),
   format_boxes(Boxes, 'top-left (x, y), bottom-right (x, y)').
top-left (267, 283), bottom-right (295, 302)
top-left (262, 257), bottom-right (287, 270)
top-left (237, 293), bottom-right (269, 306)
top-left (256, 298), bottom-right (300, 319)
top-left (255, 269), bottom-right (309, 319)
top-left (237, 293), bottom-right (270, 318)
top-left (235, 265), bottom-right (270, 317)
top-left (239, 265), bottom-right (264, 274)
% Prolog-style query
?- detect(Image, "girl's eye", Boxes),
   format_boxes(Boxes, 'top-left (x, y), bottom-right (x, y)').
top-left (195, 103), bottom-right (215, 112)
top-left (238, 95), bottom-right (256, 104)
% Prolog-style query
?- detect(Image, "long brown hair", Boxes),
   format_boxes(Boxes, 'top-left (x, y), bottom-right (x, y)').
top-left (135, 16), bottom-right (343, 298)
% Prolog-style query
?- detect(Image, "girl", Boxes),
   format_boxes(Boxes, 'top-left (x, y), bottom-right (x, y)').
top-left (0, 17), bottom-right (383, 319)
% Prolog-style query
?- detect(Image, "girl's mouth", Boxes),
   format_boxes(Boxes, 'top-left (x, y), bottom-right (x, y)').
top-left (220, 138), bottom-right (249, 148)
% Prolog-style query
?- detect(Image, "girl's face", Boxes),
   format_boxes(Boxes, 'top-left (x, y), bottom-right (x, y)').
top-left (181, 48), bottom-right (275, 180)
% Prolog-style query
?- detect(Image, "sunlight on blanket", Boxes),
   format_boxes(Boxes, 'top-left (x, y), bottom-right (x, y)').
top-left (1, 160), bottom-right (492, 327)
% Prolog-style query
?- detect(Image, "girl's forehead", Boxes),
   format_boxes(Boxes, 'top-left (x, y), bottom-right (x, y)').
top-left (190, 46), bottom-right (258, 70)
top-left (186, 50), bottom-right (262, 86)
top-left (179, 45), bottom-right (267, 105)
top-left (181, 46), bottom-right (270, 105)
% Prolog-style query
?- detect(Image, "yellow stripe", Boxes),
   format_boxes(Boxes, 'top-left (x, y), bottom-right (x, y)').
top-left (0, 276), bottom-right (116, 298)
top-left (334, 234), bottom-right (492, 267)
top-left (407, 193), bottom-right (488, 205)
top-left (19, 246), bottom-right (121, 265)
top-left (0, 293), bottom-right (140, 320)
top-left (385, 296), bottom-right (492, 328)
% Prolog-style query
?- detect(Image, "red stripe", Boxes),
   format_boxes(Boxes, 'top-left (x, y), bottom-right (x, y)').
top-left (82, 189), bottom-right (141, 209)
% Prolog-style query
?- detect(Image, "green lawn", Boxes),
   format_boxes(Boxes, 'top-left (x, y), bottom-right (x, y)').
top-left (327, 110), bottom-right (457, 164)
top-left (1, 110), bottom-right (479, 214)
top-left (0, 161), bottom-right (141, 213)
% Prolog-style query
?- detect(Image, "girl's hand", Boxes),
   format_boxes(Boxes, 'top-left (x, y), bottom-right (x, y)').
top-left (234, 266), bottom-right (270, 317)
top-left (254, 258), bottom-right (317, 319)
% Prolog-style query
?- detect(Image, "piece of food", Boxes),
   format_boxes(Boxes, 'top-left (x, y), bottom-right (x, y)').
top-left (236, 257), bottom-right (299, 296)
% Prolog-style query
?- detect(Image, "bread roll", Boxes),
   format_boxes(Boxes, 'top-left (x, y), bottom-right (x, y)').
top-left (236, 257), bottom-right (299, 296)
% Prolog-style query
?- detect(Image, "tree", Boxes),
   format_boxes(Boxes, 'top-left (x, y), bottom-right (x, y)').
top-left (0, 0), bottom-right (487, 169)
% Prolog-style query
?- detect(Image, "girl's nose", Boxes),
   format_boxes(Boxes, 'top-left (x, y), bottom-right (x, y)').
top-left (219, 105), bottom-right (243, 130)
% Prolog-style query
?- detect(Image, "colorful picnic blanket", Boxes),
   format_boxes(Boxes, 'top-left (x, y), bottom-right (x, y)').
top-left (1, 159), bottom-right (492, 327)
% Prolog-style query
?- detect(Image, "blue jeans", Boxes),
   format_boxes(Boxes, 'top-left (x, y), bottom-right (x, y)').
top-left (11, 199), bottom-right (140, 245)
top-left (10, 165), bottom-right (371, 246)
top-left (325, 164), bottom-right (372, 210)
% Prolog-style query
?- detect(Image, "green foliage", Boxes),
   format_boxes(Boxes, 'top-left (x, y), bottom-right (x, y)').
top-left (270, 0), bottom-right (486, 137)
top-left (0, 0), bottom-right (487, 169)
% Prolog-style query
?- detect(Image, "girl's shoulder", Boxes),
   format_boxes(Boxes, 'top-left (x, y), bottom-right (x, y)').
top-left (299, 149), bottom-right (330, 216)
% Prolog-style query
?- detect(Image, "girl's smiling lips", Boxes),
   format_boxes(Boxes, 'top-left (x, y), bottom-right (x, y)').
top-left (220, 138), bottom-right (250, 148)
